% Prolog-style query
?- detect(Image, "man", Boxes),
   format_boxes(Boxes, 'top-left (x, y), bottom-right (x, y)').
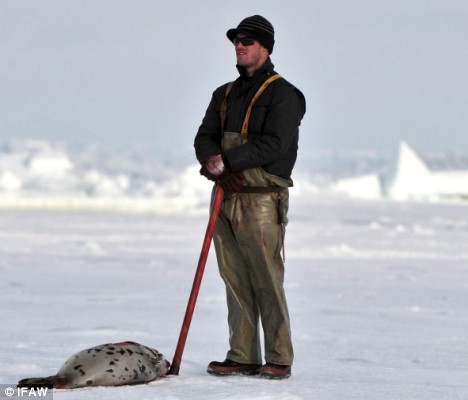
top-left (194, 15), bottom-right (305, 380)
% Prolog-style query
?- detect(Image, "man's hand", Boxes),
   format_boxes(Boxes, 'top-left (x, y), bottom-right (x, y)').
top-left (219, 171), bottom-right (244, 192)
top-left (205, 154), bottom-right (225, 176)
top-left (199, 155), bottom-right (244, 191)
top-left (200, 154), bottom-right (226, 181)
top-left (199, 165), bottom-right (218, 181)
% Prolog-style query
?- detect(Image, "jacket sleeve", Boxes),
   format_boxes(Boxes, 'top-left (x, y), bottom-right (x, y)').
top-left (193, 86), bottom-right (225, 164)
top-left (223, 83), bottom-right (305, 172)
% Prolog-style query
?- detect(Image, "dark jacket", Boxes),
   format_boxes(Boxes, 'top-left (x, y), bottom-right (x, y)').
top-left (194, 58), bottom-right (306, 181)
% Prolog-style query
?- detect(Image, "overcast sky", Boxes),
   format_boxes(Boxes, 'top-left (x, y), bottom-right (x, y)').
top-left (1, 0), bottom-right (467, 159)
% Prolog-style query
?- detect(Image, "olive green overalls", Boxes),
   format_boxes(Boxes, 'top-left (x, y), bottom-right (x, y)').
top-left (212, 74), bottom-right (294, 366)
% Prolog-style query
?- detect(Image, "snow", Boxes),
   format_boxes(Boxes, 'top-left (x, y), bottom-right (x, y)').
top-left (0, 141), bottom-right (214, 215)
top-left (432, 171), bottom-right (468, 201)
top-left (0, 140), bottom-right (467, 399)
top-left (1, 193), bottom-right (468, 399)
top-left (1, 139), bottom-right (468, 210)
top-left (331, 174), bottom-right (382, 200)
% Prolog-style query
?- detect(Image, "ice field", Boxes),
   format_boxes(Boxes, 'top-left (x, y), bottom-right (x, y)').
top-left (1, 193), bottom-right (467, 399)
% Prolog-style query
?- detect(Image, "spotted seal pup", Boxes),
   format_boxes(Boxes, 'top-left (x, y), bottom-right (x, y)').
top-left (18, 341), bottom-right (170, 389)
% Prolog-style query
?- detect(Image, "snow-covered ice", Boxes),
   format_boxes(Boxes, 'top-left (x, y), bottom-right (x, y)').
top-left (0, 140), bottom-right (467, 399)
top-left (2, 139), bottom-right (468, 213)
top-left (1, 193), bottom-right (467, 399)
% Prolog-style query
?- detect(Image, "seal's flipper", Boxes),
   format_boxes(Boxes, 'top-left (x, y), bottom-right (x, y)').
top-left (17, 376), bottom-right (64, 389)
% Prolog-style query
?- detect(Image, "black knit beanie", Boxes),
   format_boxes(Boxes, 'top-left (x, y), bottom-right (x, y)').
top-left (226, 15), bottom-right (275, 54)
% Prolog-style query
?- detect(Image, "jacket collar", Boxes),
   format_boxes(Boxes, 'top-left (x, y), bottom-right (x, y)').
top-left (236, 58), bottom-right (275, 80)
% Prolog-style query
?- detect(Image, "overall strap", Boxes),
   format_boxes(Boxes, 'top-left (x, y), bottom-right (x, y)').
top-left (241, 74), bottom-right (282, 137)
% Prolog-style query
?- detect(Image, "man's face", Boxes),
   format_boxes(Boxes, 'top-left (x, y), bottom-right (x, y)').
top-left (234, 33), bottom-right (268, 73)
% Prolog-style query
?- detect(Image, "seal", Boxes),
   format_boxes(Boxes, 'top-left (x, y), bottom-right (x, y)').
top-left (18, 341), bottom-right (170, 389)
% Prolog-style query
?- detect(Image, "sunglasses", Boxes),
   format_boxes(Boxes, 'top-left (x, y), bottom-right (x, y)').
top-left (233, 37), bottom-right (256, 46)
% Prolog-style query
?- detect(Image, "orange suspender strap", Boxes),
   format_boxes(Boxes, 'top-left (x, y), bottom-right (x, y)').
top-left (241, 74), bottom-right (282, 137)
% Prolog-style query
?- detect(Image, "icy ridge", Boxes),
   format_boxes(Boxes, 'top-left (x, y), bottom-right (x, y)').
top-left (0, 139), bottom-right (467, 213)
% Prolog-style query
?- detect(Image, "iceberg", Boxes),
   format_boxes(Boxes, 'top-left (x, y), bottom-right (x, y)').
top-left (333, 141), bottom-right (468, 202)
